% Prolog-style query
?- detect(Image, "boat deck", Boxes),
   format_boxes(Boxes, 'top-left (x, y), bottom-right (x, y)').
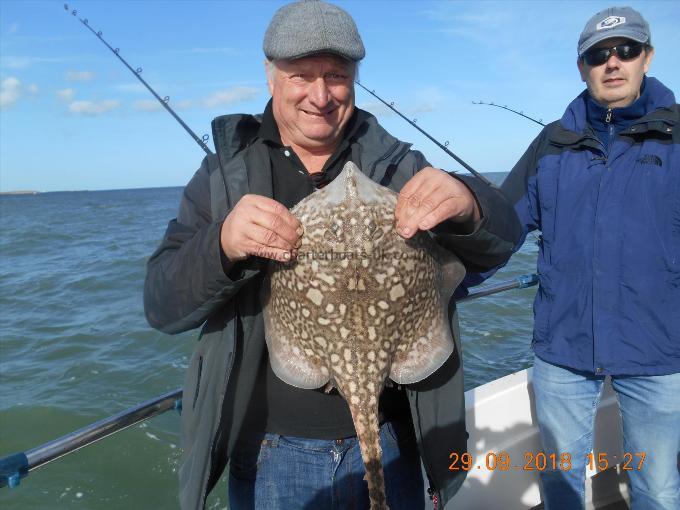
top-left (448, 370), bottom-right (635, 510)
top-left (532, 502), bottom-right (629, 510)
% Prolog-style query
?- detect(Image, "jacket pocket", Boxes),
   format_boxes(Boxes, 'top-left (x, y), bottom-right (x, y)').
top-left (533, 262), bottom-right (554, 344)
top-left (385, 419), bottom-right (418, 451)
top-left (535, 162), bottom-right (559, 256)
top-left (192, 356), bottom-right (203, 410)
top-left (182, 345), bottom-right (205, 415)
top-left (672, 173), bottom-right (680, 274)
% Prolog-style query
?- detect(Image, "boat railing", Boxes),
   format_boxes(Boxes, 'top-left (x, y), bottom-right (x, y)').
top-left (0, 273), bottom-right (538, 490)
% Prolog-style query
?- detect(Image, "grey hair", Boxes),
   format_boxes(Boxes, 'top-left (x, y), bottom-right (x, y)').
top-left (265, 59), bottom-right (276, 82)
top-left (265, 58), bottom-right (360, 83)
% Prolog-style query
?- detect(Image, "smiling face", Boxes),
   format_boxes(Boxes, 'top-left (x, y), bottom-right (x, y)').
top-left (578, 37), bottom-right (654, 108)
top-left (267, 55), bottom-right (355, 154)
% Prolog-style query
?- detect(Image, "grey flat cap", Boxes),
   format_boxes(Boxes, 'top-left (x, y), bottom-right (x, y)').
top-left (263, 0), bottom-right (365, 61)
top-left (578, 6), bottom-right (650, 56)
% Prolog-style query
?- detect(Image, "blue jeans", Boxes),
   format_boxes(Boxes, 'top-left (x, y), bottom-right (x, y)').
top-left (228, 420), bottom-right (424, 510)
top-left (532, 355), bottom-right (680, 510)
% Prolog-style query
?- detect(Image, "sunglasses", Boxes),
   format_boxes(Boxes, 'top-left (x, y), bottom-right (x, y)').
top-left (581, 42), bottom-right (645, 66)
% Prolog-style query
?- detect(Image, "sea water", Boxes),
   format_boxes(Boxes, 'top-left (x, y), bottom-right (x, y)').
top-left (0, 176), bottom-right (537, 509)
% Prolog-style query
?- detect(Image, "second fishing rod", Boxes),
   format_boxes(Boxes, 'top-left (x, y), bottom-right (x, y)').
top-left (65, 4), bottom-right (498, 187)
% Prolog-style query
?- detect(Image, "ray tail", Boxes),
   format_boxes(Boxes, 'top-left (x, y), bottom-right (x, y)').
top-left (349, 402), bottom-right (389, 510)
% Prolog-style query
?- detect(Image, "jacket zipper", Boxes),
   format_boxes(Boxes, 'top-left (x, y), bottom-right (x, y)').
top-left (414, 389), bottom-right (440, 510)
top-left (200, 312), bottom-right (238, 508)
top-left (368, 141), bottom-right (402, 179)
top-left (192, 356), bottom-right (203, 409)
top-left (605, 108), bottom-right (615, 155)
top-left (593, 109), bottom-right (614, 375)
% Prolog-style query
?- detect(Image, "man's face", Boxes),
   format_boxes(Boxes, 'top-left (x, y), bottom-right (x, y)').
top-left (578, 37), bottom-right (654, 108)
top-left (267, 55), bottom-right (355, 152)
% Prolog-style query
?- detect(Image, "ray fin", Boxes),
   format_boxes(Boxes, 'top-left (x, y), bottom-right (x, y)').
top-left (262, 283), bottom-right (329, 389)
top-left (389, 247), bottom-right (465, 384)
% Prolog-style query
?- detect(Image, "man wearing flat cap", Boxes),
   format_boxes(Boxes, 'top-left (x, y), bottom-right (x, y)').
top-left (497, 6), bottom-right (680, 510)
top-left (144, 1), bottom-right (519, 509)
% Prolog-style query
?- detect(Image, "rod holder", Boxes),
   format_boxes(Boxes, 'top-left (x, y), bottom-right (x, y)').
top-left (0, 452), bottom-right (29, 489)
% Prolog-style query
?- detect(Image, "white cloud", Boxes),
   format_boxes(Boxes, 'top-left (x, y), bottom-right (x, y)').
top-left (57, 88), bottom-right (76, 102)
top-left (420, 8), bottom-right (509, 33)
top-left (200, 86), bottom-right (259, 108)
top-left (66, 70), bottom-right (95, 82)
top-left (68, 99), bottom-right (120, 115)
top-left (0, 77), bottom-right (22, 108)
top-left (358, 101), bottom-right (394, 117)
top-left (133, 86), bottom-right (260, 113)
top-left (0, 77), bottom-right (40, 108)
top-left (410, 86), bottom-right (444, 113)
top-left (2, 57), bottom-right (30, 69)
top-left (8, 23), bottom-right (19, 34)
top-left (169, 47), bottom-right (241, 55)
top-left (114, 83), bottom-right (146, 93)
top-left (134, 99), bottom-right (163, 112)
top-left (359, 87), bottom-right (444, 117)
top-left (1, 56), bottom-right (66, 69)
top-left (176, 99), bottom-right (194, 110)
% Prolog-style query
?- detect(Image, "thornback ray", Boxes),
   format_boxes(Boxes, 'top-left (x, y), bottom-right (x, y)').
top-left (262, 161), bottom-right (465, 510)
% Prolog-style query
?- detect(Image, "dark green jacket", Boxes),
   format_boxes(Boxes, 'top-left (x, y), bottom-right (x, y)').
top-left (144, 109), bottom-right (520, 510)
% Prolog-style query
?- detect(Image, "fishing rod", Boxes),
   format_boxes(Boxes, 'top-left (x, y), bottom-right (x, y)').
top-left (356, 81), bottom-right (493, 186)
top-left (472, 100), bottom-right (546, 127)
top-left (0, 272), bottom-right (538, 489)
top-left (66, 2), bottom-right (495, 188)
top-left (63, 4), bottom-right (214, 156)
top-left (456, 272), bottom-right (538, 303)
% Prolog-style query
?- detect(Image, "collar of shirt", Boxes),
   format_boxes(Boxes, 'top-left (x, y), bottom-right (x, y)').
top-left (257, 99), bottom-right (366, 188)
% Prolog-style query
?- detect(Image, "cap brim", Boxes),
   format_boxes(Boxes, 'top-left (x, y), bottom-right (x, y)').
top-left (579, 29), bottom-right (649, 56)
top-left (287, 50), bottom-right (356, 62)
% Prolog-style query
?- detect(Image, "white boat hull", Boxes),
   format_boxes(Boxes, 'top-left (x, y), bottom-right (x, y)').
top-left (441, 368), bottom-right (630, 509)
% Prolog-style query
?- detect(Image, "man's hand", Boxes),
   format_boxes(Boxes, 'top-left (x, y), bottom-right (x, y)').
top-left (395, 167), bottom-right (481, 239)
top-left (220, 194), bottom-right (302, 263)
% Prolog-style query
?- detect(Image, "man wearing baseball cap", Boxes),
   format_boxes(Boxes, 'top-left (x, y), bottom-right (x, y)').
top-left (499, 6), bottom-right (679, 510)
top-left (144, 1), bottom-right (520, 509)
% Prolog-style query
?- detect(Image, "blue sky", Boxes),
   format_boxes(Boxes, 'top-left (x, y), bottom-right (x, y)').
top-left (1, 0), bottom-right (678, 192)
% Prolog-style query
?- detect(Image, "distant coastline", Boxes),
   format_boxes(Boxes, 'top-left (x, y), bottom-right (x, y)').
top-left (0, 172), bottom-right (508, 195)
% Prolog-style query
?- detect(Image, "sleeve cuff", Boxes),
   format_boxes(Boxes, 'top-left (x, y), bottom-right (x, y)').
top-left (430, 172), bottom-right (486, 236)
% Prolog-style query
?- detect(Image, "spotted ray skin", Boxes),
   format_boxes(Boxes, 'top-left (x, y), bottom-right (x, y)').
top-left (263, 161), bottom-right (465, 510)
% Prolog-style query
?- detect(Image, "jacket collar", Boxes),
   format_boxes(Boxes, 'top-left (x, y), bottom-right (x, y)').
top-left (586, 76), bottom-right (649, 138)
top-left (551, 76), bottom-right (677, 147)
top-left (210, 105), bottom-right (412, 200)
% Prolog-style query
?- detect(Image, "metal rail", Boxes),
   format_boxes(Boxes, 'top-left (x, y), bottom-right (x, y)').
top-left (0, 274), bottom-right (539, 488)
top-left (0, 389), bottom-right (182, 488)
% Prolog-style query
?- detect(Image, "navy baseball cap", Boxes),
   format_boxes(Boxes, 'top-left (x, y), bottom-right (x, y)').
top-left (578, 6), bottom-right (650, 57)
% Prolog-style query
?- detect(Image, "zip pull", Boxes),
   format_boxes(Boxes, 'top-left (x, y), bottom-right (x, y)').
top-left (428, 486), bottom-right (439, 509)
top-left (605, 109), bottom-right (612, 123)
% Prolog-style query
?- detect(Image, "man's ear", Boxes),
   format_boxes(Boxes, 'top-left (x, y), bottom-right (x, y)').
top-left (577, 57), bottom-right (587, 83)
top-left (265, 59), bottom-right (275, 95)
top-left (643, 46), bottom-right (655, 74)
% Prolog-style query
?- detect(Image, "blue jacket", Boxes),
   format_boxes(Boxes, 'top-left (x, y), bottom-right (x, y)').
top-left (501, 77), bottom-right (679, 376)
